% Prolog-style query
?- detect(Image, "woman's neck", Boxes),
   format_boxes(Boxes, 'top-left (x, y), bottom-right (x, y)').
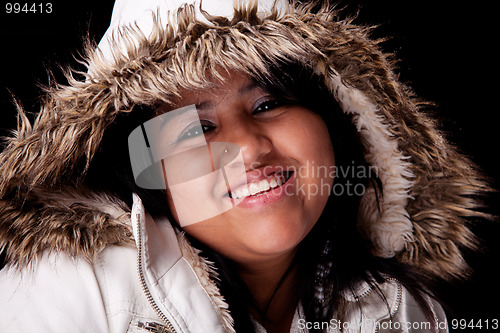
top-left (237, 250), bottom-right (299, 333)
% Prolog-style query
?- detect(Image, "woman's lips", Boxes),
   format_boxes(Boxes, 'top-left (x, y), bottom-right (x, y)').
top-left (225, 171), bottom-right (295, 208)
top-left (229, 171), bottom-right (291, 199)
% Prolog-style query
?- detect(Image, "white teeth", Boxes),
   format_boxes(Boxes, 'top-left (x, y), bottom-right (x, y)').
top-left (249, 182), bottom-right (260, 196)
top-left (240, 187), bottom-right (249, 197)
top-left (260, 179), bottom-right (270, 192)
top-left (231, 174), bottom-right (288, 199)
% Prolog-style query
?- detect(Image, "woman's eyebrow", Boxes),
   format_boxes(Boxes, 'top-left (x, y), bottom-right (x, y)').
top-left (159, 105), bottom-right (198, 130)
top-left (239, 81), bottom-right (260, 94)
top-left (195, 100), bottom-right (215, 112)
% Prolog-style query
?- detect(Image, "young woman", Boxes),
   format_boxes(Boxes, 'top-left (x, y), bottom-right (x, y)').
top-left (0, 1), bottom-right (490, 332)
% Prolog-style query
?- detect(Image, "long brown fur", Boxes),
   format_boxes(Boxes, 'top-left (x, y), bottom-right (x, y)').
top-left (0, 2), bottom-right (491, 280)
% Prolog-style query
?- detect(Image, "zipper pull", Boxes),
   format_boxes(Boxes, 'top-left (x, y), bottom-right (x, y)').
top-left (137, 321), bottom-right (176, 333)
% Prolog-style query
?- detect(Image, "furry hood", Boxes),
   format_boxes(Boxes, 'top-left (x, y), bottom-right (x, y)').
top-left (0, 0), bottom-right (490, 280)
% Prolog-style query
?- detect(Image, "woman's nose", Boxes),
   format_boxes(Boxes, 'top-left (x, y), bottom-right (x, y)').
top-left (220, 118), bottom-right (273, 169)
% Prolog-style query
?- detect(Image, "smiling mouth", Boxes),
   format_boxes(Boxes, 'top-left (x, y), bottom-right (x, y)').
top-left (224, 171), bottom-right (293, 200)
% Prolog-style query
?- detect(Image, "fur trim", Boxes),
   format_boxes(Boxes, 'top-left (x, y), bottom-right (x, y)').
top-left (0, 185), bottom-right (133, 268)
top-left (0, 2), bottom-right (491, 280)
top-left (326, 71), bottom-right (415, 257)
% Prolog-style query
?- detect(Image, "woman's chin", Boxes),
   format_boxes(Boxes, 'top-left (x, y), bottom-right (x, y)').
top-left (233, 220), bottom-right (311, 258)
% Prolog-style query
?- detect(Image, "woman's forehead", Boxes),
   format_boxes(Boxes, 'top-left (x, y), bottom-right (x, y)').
top-left (157, 73), bottom-right (264, 113)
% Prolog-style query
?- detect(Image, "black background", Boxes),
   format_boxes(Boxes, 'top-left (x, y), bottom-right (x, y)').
top-left (0, 1), bottom-right (499, 330)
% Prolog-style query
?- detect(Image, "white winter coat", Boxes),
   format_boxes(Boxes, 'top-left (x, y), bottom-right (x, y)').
top-left (0, 195), bottom-right (448, 333)
top-left (0, 1), bottom-right (485, 332)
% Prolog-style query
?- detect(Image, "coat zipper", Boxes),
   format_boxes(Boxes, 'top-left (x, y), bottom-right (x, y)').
top-left (135, 212), bottom-right (177, 333)
top-left (372, 278), bottom-right (402, 333)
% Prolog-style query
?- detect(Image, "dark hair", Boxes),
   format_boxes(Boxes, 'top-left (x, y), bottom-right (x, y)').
top-left (87, 60), bottom-right (439, 332)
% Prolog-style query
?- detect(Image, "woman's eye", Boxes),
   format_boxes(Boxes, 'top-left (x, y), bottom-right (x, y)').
top-left (178, 123), bottom-right (214, 141)
top-left (253, 99), bottom-right (285, 114)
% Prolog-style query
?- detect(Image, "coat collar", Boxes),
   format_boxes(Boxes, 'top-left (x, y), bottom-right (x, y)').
top-left (131, 193), bottom-right (234, 332)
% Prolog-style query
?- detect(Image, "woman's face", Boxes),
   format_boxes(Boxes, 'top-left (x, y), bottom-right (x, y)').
top-left (162, 72), bottom-right (335, 265)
